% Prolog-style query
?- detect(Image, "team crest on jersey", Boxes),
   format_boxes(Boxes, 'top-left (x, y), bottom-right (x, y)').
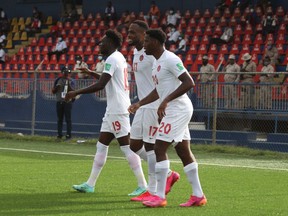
top-left (105, 63), bottom-right (111, 71)
top-left (139, 55), bottom-right (144, 61)
top-left (176, 63), bottom-right (184, 71)
top-left (157, 65), bottom-right (161, 72)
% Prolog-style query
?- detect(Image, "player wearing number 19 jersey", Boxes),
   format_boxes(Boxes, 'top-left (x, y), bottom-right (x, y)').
top-left (128, 29), bottom-right (206, 208)
top-left (66, 30), bottom-right (146, 194)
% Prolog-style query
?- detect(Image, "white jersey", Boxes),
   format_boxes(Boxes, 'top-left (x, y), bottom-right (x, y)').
top-left (103, 50), bottom-right (130, 114)
top-left (133, 48), bottom-right (159, 109)
top-left (152, 50), bottom-right (192, 111)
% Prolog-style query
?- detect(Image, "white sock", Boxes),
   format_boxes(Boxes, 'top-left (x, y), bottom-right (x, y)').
top-left (136, 146), bottom-right (147, 161)
top-left (146, 150), bottom-right (157, 195)
top-left (184, 162), bottom-right (204, 197)
top-left (155, 160), bottom-right (169, 199)
top-left (87, 142), bottom-right (108, 187)
top-left (120, 145), bottom-right (147, 188)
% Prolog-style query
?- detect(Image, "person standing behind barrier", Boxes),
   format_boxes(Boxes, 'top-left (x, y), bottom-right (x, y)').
top-left (258, 56), bottom-right (275, 109)
top-left (263, 39), bottom-right (279, 67)
top-left (65, 30), bottom-right (146, 195)
top-left (198, 55), bottom-right (216, 108)
top-left (74, 55), bottom-right (89, 79)
top-left (239, 53), bottom-right (256, 109)
top-left (51, 66), bottom-right (75, 140)
top-left (223, 54), bottom-right (240, 109)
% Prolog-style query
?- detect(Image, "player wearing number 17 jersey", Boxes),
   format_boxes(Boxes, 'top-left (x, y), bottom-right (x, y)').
top-left (65, 30), bottom-right (146, 194)
top-left (128, 29), bottom-right (207, 208)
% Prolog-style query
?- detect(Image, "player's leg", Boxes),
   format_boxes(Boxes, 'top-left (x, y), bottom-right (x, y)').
top-left (130, 109), bottom-right (147, 161)
top-left (72, 132), bottom-right (114, 193)
top-left (175, 139), bottom-right (206, 207)
top-left (114, 114), bottom-right (147, 196)
top-left (56, 101), bottom-right (64, 139)
top-left (142, 139), bottom-right (170, 207)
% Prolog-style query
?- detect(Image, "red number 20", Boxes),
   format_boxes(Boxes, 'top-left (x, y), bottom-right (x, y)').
top-left (158, 122), bottom-right (171, 134)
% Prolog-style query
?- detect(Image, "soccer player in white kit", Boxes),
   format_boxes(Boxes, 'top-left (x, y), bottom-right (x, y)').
top-left (128, 29), bottom-right (207, 208)
top-left (127, 20), bottom-right (180, 200)
top-left (65, 30), bottom-right (146, 194)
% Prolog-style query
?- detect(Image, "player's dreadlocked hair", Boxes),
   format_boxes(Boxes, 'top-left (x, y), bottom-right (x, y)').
top-left (105, 29), bottom-right (123, 48)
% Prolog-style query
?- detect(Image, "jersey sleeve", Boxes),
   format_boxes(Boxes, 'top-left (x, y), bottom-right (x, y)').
top-left (103, 56), bottom-right (116, 76)
top-left (168, 56), bottom-right (187, 78)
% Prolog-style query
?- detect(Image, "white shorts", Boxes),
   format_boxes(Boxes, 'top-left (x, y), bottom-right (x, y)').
top-left (130, 108), bottom-right (159, 144)
top-left (156, 110), bottom-right (192, 144)
top-left (100, 113), bottom-right (130, 138)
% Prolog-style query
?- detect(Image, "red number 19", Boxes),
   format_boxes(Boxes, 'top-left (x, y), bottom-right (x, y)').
top-left (112, 121), bottom-right (121, 132)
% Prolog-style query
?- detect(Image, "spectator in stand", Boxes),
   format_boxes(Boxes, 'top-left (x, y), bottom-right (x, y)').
top-left (26, 17), bottom-right (41, 37)
top-left (74, 55), bottom-right (89, 79)
top-left (198, 55), bottom-right (216, 108)
top-left (144, 1), bottom-right (160, 23)
top-left (174, 35), bottom-right (187, 55)
top-left (32, 6), bottom-right (42, 21)
top-left (104, 1), bottom-right (117, 26)
top-left (0, 30), bottom-right (6, 47)
top-left (166, 7), bottom-right (181, 27)
top-left (48, 21), bottom-right (59, 38)
top-left (165, 25), bottom-right (180, 49)
top-left (48, 35), bottom-right (68, 61)
top-left (263, 39), bottom-right (279, 67)
top-left (117, 10), bottom-right (134, 31)
top-left (239, 53), bottom-right (257, 109)
top-left (210, 26), bottom-right (233, 47)
top-left (262, 12), bottom-right (277, 35)
top-left (257, 56), bottom-right (275, 109)
top-left (223, 54), bottom-right (241, 108)
top-left (0, 18), bottom-right (9, 34)
top-left (51, 66), bottom-right (75, 140)
top-left (0, 8), bottom-right (7, 20)
top-left (0, 43), bottom-right (5, 64)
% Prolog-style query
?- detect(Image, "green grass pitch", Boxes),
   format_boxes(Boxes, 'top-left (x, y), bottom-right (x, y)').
top-left (0, 136), bottom-right (288, 216)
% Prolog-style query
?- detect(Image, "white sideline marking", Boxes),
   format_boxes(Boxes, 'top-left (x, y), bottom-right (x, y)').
top-left (1, 147), bottom-right (288, 172)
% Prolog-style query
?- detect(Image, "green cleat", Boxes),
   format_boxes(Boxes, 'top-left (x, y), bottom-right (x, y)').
top-left (72, 182), bottom-right (94, 193)
top-left (128, 186), bottom-right (146, 196)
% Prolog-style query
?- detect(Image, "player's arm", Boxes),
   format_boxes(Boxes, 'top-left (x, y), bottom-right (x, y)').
top-left (158, 72), bottom-right (194, 119)
top-left (128, 88), bottom-right (159, 114)
top-left (78, 68), bottom-right (101, 79)
top-left (65, 73), bottom-right (111, 101)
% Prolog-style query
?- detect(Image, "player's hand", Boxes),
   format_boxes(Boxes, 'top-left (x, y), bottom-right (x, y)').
top-left (65, 91), bottom-right (77, 102)
top-left (128, 103), bottom-right (140, 114)
top-left (157, 100), bottom-right (168, 119)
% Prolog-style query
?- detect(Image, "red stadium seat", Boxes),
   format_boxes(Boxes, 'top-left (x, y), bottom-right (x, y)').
top-left (198, 17), bottom-right (206, 27)
top-left (252, 44), bottom-right (261, 54)
top-left (219, 44), bottom-right (228, 54)
top-left (179, 18), bottom-right (186, 29)
top-left (75, 46), bottom-right (84, 55)
top-left (193, 9), bottom-right (201, 19)
top-left (67, 54), bottom-right (75, 65)
top-left (213, 8), bottom-right (221, 18)
top-left (198, 44), bottom-right (207, 54)
top-left (86, 55), bottom-right (94, 65)
top-left (230, 44), bottom-right (239, 55)
top-left (203, 9), bottom-right (211, 18)
top-left (73, 21), bottom-right (80, 30)
top-left (46, 37), bottom-right (53, 47)
top-left (255, 6), bottom-right (263, 17)
top-left (84, 45), bottom-right (92, 56)
top-left (184, 10), bottom-right (191, 20)
top-left (251, 53), bottom-right (258, 64)
top-left (68, 29), bottom-right (75, 38)
top-left (89, 20), bottom-right (97, 30)
top-left (240, 44), bottom-right (250, 55)
top-left (17, 47), bottom-right (25, 55)
top-left (68, 45), bottom-right (75, 55)
top-left (242, 34), bottom-right (252, 45)
top-left (195, 54), bottom-right (203, 65)
top-left (46, 64), bottom-right (53, 71)
top-left (93, 46), bottom-right (100, 55)
top-left (26, 46), bottom-right (33, 55)
top-left (213, 25), bottom-right (222, 36)
top-left (79, 37), bottom-right (88, 46)
top-left (89, 37), bottom-right (96, 46)
top-left (278, 23), bottom-right (287, 34)
top-left (208, 44), bottom-right (218, 54)
top-left (187, 44), bottom-right (197, 54)
top-left (208, 17), bottom-right (216, 27)
top-left (30, 37), bottom-right (37, 46)
top-left (109, 20), bottom-right (115, 29)
top-left (201, 35), bottom-right (209, 45)
top-left (18, 55), bottom-right (26, 64)
top-left (38, 37), bottom-right (45, 47)
top-left (223, 7), bottom-right (231, 18)
top-left (98, 21), bottom-right (106, 30)
top-left (276, 6), bottom-right (285, 17)
top-left (194, 25), bottom-right (202, 36)
top-left (185, 26), bottom-right (193, 36)
top-left (34, 54), bottom-right (42, 64)
top-left (54, 64), bottom-right (60, 71)
top-left (234, 24), bottom-right (243, 35)
top-left (184, 54), bottom-right (193, 66)
top-left (191, 35), bottom-right (200, 45)
top-left (265, 34), bottom-right (274, 44)
top-left (26, 55), bottom-right (33, 64)
top-left (244, 24), bottom-right (253, 34)
top-left (233, 34), bottom-right (241, 44)
top-left (208, 53), bottom-right (215, 64)
top-left (64, 21), bottom-right (71, 30)
top-left (276, 33), bottom-right (285, 44)
top-left (255, 23), bottom-right (263, 33)
top-left (150, 19), bottom-right (159, 28)
top-left (215, 53), bottom-right (226, 67)
top-left (10, 55), bottom-right (17, 64)
top-left (95, 12), bottom-right (102, 22)
top-left (276, 43), bottom-right (285, 55)
top-left (203, 25), bottom-right (213, 36)
top-left (76, 29), bottom-right (84, 38)
top-left (188, 17), bottom-right (197, 28)
top-left (219, 16), bottom-right (227, 27)
top-left (254, 33), bottom-right (263, 45)
top-left (49, 55), bottom-right (58, 64)
top-left (94, 29), bottom-right (102, 39)
top-left (71, 37), bottom-right (78, 46)
top-left (229, 16), bottom-right (237, 27)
